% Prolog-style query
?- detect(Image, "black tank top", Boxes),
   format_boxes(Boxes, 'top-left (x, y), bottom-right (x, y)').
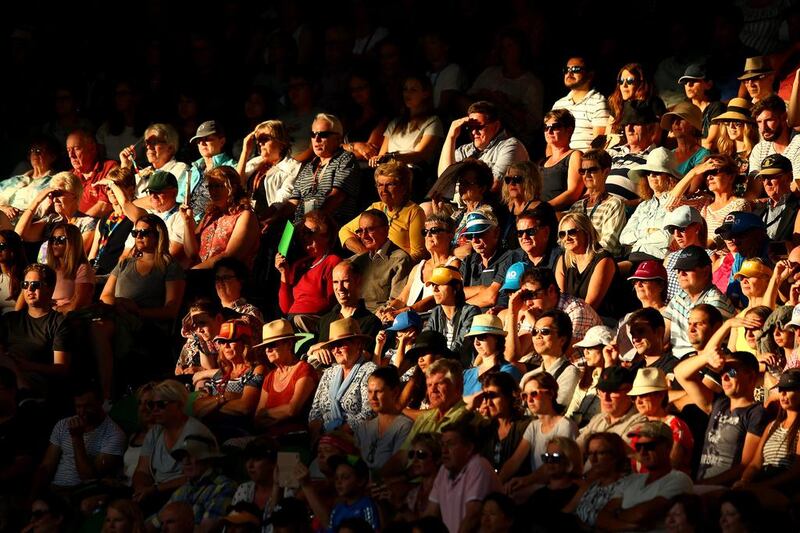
top-left (541, 152), bottom-right (573, 202)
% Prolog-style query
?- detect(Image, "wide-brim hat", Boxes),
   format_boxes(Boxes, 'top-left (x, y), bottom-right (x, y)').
top-left (464, 314), bottom-right (506, 337)
top-left (628, 367), bottom-right (669, 396)
top-left (628, 147), bottom-right (681, 182)
top-left (711, 97), bottom-right (754, 124)
top-left (170, 434), bottom-right (224, 461)
top-left (738, 56), bottom-right (774, 80)
top-left (253, 319), bottom-right (300, 348)
top-left (317, 317), bottom-right (371, 350)
top-left (405, 330), bottom-right (455, 360)
top-left (660, 102), bottom-right (702, 132)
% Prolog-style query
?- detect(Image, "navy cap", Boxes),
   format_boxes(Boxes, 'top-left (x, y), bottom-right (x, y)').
top-left (678, 64), bottom-right (709, 84)
top-left (714, 211), bottom-right (765, 238)
top-left (673, 245), bottom-right (712, 270)
top-left (597, 366), bottom-right (634, 392)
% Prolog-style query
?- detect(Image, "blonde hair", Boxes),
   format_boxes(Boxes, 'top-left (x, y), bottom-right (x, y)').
top-left (49, 171), bottom-right (83, 198)
top-left (133, 214), bottom-right (172, 272)
top-left (559, 212), bottom-right (601, 269)
top-left (547, 436), bottom-right (583, 476)
top-left (255, 120), bottom-right (292, 158)
top-left (46, 223), bottom-right (88, 280)
top-left (716, 122), bottom-right (759, 161)
top-left (501, 160), bottom-right (542, 204)
top-left (153, 379), bottom-right (188, 408)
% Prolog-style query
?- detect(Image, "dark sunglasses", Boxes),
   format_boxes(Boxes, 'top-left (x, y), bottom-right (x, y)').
top-left (215, 338), bottom-right (244, 345)
top-left (578, 166), bottom-right (602, 176)
top-left (256, 134), bottom-right (275, 144)
top-left (21, 280), bottom-right (46, 291)
top-left (422, 227), bottom-right (448, 237)
top-left (407, 449), bottom-right (430, 460)
top-left (516, 227), bottom-right (541, 238)
top-left (634, 441), bottom-right (660, 453)
top-left (618, 76), bottom-right (637, 86)
top-left (468, 123), bottom-right (488, 131)
top-left (532, 327), bottom-right (557, 336)
top-left (145, 399), bottom-right (174, 410)
top-left (544, 123), bottom-right (563, 133)
top-left (0, 243), bottom-right (8, 251)
top-left (131, 229), bottom-right (156, 238)
top-left (310, 130), bottom-right (338, 140)
top-left (481, 391), bottom-right (500, 401)
top-left (504, 175), bottom-right (524, 185)
top-left (521, 390), bottom-right (547, 401)
top-left (458, 179), bottom-right (478, 188)
top-left (558, 228), bottom-right (580, 239)
top-left (563, 66), bottom-right (584, 74)
top-left (29, 147), bottom-right (44, 155)
top-left (519, 288), bottom-right (544, 300)
top-left (144, 138), bottom-right (166, 148)
top-left (464, 233), bottom-right (487, 242)
top-left (48, 190), bottom-right (65, 199)
top-left (722, 366), bottom-right (738, 379)
top-left (668, 226), bottom-right (689, 234)
top-left (541, 452), bottom-right (565, 464)
top-left (48, 235), bottom-right (67, 245)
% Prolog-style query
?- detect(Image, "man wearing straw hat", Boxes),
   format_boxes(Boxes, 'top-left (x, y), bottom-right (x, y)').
top-left (749, 95), bottom-right (800, 179)
top-left (738, 56), bottom-right (775, 105)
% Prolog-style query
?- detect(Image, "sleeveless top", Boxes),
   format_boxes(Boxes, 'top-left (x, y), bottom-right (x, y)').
top-left (762, 424), bottom-right (798, 470)
top-left (541, 152), bottom-right (573, 202)
top-left (407, 256), bottom-right (459, 306)
top-left (562, 250), bottom-right (633, 319)
top-left (260, 361), bottom-right (317, 436)
top-left (198, 209), bottom-right (257, 267)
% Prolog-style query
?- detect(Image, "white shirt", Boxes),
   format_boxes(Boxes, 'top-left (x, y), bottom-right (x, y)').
top-left (551, 89), bottom-right (610, 151)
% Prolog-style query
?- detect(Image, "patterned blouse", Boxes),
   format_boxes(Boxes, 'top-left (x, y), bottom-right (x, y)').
top-left (308, 359), bottom-right (377, 430)
top-left (205, 366), bottom-right (264, 396)
top-left (198, 209), bottom-right (257, 266)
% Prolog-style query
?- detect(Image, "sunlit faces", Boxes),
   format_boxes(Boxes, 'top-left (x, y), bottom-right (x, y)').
top-left (191, 312), bottom-right (221, 342)
top-left (356, 214), bottom-right (389, 252)
top-left (468, 112), bottom-right (500, 150)
top-left (144, 132), bottom-right (174, 167)
top-left (578, 160), bottom-right (609, 190)
top-left (430, 280), bottom-right (456, 305)
top-left (633, 390), bottom-right (666, 416)
top-left (773, 326), bottom-right (794, 349)
top-left (332, 264), bottom-right (358, 306)
top-left (375, 174), bottom-right (406, 208)
top-left (724, 120), bottom-right (745, 141)
top-left (633, 278), bottom-right (663, 305)
top-left (480, 384), bottom-right (509, 418)
top-left (670, 222), bottom-right (701, 249)
top-left (255, 128), bottom-right (283, 162)
top-left (544, 119), bottom-right (570, 145)
top-left (676, 267), bottom-right (707, 293)
top-left (683, 78), bottom-right (711, 100)
top-left (22, 269), bottom-right (50, 308)
top-left (48, 227), bottom-right (68, 259)
top-left (755, 110), bottom-right (784, 142)
top-left (132, 222), bottom-right (157, 253)
top-left (558, 221), bottom-right (585, 252)
top-left (522, 380), bottom-right (552, 415)
top-left (329, 337), bottom-right (361, 367)
top-left (472, 333), bottom-right (500, 358)
top-left (563, 58), bottom-right (588, 90)
top-left (299, 220), bottom-right (328, 258)
top-left (739, 275), bottom-right (769, 298)
top-left (761, 172), bottom-right (790, 200)
top-left (66, 132), bottom-right (96, 173)
top-left (51, 188), bottom-right (77, 215)
top-left (147, 187), bottom-right (178, 213)
top-left (531, 316), bottom-right (563, 356)
top-left (196, 134), bottom-right (225, 158)
top-left (467, 227), bottom-right (498, 257)
top-left (618, 69), bottom-right (640, 100)
top-left (687, 308), bottom-right (715, 348)
top-left (422, 222), bottom-right (451, 254)
top-left (647, 172), bottom-right (673, 194)
top-left (516, 217), bottom-right (548, 255)
top-left (628, 319), bottom-right (662, 355)
top-left (426, 371), bottom-right (456, 410)
top-left (367, 375), bottom-right (397, 414)
top-left (262, 338), bottom-right (293, 365)
top-left (744, 75), bottom-right (773, 100)
top-left (597, 386), bottom-right (632, 415)
top-left (310, 119), bottom-right (341, 158)
top-left (778, 388), bottom-right (800, 411)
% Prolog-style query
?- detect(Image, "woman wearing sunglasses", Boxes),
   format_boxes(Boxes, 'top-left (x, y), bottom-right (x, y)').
top-left (477, 372), bottom-right (529, 474)
top-left (510, 436), bottom-right (582, 512)
top-left (400, 433), bottom-right (442, 520)
top-left (36, 223), bottom-right (94, 314)
top-left (541, 109), bottom-right (584, 210)
top-left (119, 123), bottom-right (189, 199)
top-left (500, 160), bottom-right (545, 249)
top-left (461, 314), bottom-right (522, 407)
top-left (88, 167), bottom-right (138, 276)
top-left (0, 230), bottom-right (27, 314)
top-left (713, 98), bottom-right (760, 178)
top-left (605, 63), bottom-right (665, 149)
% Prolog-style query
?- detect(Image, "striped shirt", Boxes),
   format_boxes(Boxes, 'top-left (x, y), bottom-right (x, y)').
top-left (608, 144), bottom-right (655, 184)
top-left (568, 195), bottom-right (627, 257)
top-left (749, 132), bottom-right (800, 181)
top-left (762, 424), bottom-right (797, 469)
top-left (551, 89), bottom-right (610, 151)
top-left (665, 285), bottom-right (735, 358)
top-left (50, 415), bottom-right (126, 487)
top-left (289, 148), bottom-right (359, 225)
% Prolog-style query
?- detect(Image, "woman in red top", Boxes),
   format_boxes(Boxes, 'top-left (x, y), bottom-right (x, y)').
top-left (275, 209), bottom-right (342, 332)
top-left (253, 319), bottom-right (318, 437)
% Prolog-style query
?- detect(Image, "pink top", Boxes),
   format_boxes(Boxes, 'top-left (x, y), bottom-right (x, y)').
top-left (429, 454), bottom-right (502, 533)
top-left (198, 210), bottom-right (257, 267)
top-left (53, 263), bottom-right (95, 307)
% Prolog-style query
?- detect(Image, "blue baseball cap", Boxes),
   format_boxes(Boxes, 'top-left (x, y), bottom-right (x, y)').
top-left (386, 310), bottom-right (422, 332)
top-left (500, 262), bottom-right (527, 293)
top-left (714, 211), bottom-right (765, 238)
top-left (463, 210), bottom-right (497, 236)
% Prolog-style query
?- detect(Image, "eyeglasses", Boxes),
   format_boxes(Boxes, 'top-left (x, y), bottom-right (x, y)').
top-left (481, 391), bottom-right (500, 400)
top-left (29, 147), bottom-right (44, 155)
top-left (504, 175), bottom-right (524, 185)
top-left (541, 452), bottom-right (565, 464)
top-left (256, 134), bottom-right (275, 144)
top-left (464, 233), bottom-right (487, 242)
top-left (130, 229), bottom-right (156, 238)
top-left (144, 138), bottom-right (166, 148)
top-left (618, 77), bottom-right (637, 86)
top-left (563, 66), bottom-right (584, 74)
top-left (544, 123), bottom-right (563, 133)
top-left (145, 399), bottom-right (175, 411)
top-left (310, 130), bottom-right (338, 140)
top-left (521, 389), bottom-right (548, 401)
top-left (634, 441), bottom-right (660, 453)
top-left (48, 235), bottom-right (67, 245)
top-left (516, 227), bottom-right (541, 238)
top-left (355, 225), bottom-right (386, 236)
top-left (215, 275), bottom-right (238, 282)
top-left (558, 228), bottom-right (580, 239)
top-left (422, 227), bottom-right (448, 237)
top-left (532, 327), bottom-right (557, 336)
top-left (407, 449), bottom-right (430, 460)
top-left (578, 166), bottom-right (602, 176)
top-left (21, 280), bottom-right (46, 291)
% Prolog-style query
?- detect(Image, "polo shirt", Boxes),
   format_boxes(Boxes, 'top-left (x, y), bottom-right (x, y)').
top-left (454, 130), bottom-right (529, 180)
top-left (460, 248), bottom-right (515, 308)
top-left (551, 89), bottom-right (610, 151)
top-left (401, 400), bottom-right (467, 450)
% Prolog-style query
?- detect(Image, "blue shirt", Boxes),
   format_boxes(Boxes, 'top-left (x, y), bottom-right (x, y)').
top-left (463, 363), bottom-right (522, 396)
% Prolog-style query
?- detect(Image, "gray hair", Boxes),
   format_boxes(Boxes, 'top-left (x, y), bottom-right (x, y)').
top-left (49, 171), bottom-right (83, 198)
top-left (145, 123), bottom-right (180, 153)
top-left (426, 358), bottom-right (464, 390)
top-left (153, 379), bottom-right (188, 408)
top-left (313, 113), bottom-right (344, 136)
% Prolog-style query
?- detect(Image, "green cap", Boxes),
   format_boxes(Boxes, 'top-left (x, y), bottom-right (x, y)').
top-left (145, 170), bottom-right (178, 192)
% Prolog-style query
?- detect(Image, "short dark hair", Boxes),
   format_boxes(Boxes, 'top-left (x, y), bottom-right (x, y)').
top-left (520, 267), bottom-right (559, 295)
top-left (582, 149), bottom-right (612, 170)
top-left (24, 263), bottom-right (56, 288)
top-left (370, 366), bottom-right (401, 389)
top-left (213, 257), bottom-right (249, 281)
top-left (752, 94), bottom-right (786, 118)
top-left (455, 159), bottom-right (494, 190)
top-left (467, 100), bottom-right (499, 122)
top-left (692, 304), bottom-right (724, 328)
top-left (629, 307), bottom-right (665, 331)
top-left (539, 309), bottom-right (573, 352)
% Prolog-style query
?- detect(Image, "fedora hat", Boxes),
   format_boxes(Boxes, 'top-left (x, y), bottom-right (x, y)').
top-left (660, 102), bottom-right (702, 132)
top-left (253, 319), bottom-right (299, 348)
top-left (628, 367), bottom-right (669, 396)
top-left (464, 314), bottom-right (506, 338)
top-left (318, 317), bottom-right (371, 350)
top-left (738, 56), bottom-right (774, 80)
top-left (711, 97), bottom-right (755, 124)
top-left (628, 147), bottom-right (681, 182)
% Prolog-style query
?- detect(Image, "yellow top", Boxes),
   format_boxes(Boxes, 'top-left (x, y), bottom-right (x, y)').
top-left (339, 201), bottom-right (426, 261)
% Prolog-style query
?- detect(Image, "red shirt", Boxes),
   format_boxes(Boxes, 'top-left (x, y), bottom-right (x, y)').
top-left (260, 361), bottom-right (318, 436)
top-left (279, 254), bottom-right (341, 315)
top-left (74, 159), bottom-right (117, 213)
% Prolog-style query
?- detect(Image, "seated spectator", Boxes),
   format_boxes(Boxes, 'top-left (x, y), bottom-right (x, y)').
top-left (176, 299), bottom-right (223, 377)
top-left (341, 161), bottom-right (426, 261)
top-left (341, 70), bottom-right (389, 163)
top-left (230, 438), bottom-right (279, 527)
top-left (191, 320), bottom-right (265, 433)
top-left (123, 383), bottom-right (157, 487)
top-left (605, 63), bottom-right (666, 148)
top-left (181, 166), bottom-right (260, 270)
top-left (132, 380), bottom-right (216, 512)
top-left (437, 100), bottom-right (529, 191)
top-left (524, 438), bottom-right (583, 528)
top-left (148, 434), bottom-right (236, 531)
top-left (308, 318), bottom-right (377, 436)
top-left (556, 212), bottom-right (633, 320)
top-left (576, 367), bottom-right (646, 449)
top-left (501, 373), bottom-right (578, 484)
top-left (21, 493), bottom-right (71, 533)
top-left (502, 266), bottom-right (601, 360)
top-left (520, 309), bottom-right (581, 406)
top-left (31, 381), bottom-right (125, 495)
top-left (541, 109), bottom-right (584, 210)
top-left (374, 310), bottom-right (422, 367)
top-left (664, 245), bottom-right (735, 358)
top-left (596, 421), bottom-right (693, 531)
top-left (398, 331), bottom-right (452, 414)
top-left (712, 98), bottom-right (759, 178)
top-left (717, 489), bottom-right (764, 532)
top-left (749, 95), bottom-right (800, 180)
top-left (42, 223), bottom-right (94, 314)
top-left (425, 416), bottom-right (502, 533)
top-left (398, 433), bottom-right (442, 521)
top-left (16, 171), bottom-right (97, 254)
top-left (0, 230), bottom-right (27, 314)
top-left (478, 492), bottom-right (516, 533)
top-left (563, 432), bottom-right (631, 529)
top-left (180, 121), bottom-right (237, 222)
top-left (740, 56), bottom-right (775, 104)
top-left (568, 149), bottom-right (627, 257)
top-left (759, 305), bottom-right (796, 373)
top-left (607, 100), bottom-right (661, 185)
top-left (0, 263), bottom-right (69, 398)
top-left (628, 368), bottom-right (694, 473)
top-left (349, 209), bottom-right (414, 314)
top-left (500, 161), bottom-right (545, 248)
top-left (712, 213), bottom-right (769, 307)
top-left (378, 213), bottom-right (459, 323)
top-left (628, 260), bottom-right (669, 311)
top-left (354, 366), bottom-right (412, 469)
top-left (102, 499), bottom-right (146, 532)
top-left (253, 319), bottom-right (317, 436)
top-left (212, 258), bottom-right (264, 333)
top-left (66, 129), bottom-right (118, 218)
top-left (477, 372), bottom-right (529, 474)
top-left (156, 501), bottom-right (195, 533)
top-left (678, 64), bottom-right (725, 149)
top-left (675, 350), bottom-right (768, 486)
top-left (276, 210), bottom-right (342, 332)
top-left (0, 135), bottom-right (58, 223)
top-left (753, 154), bottom-right (799, 246)
top-left (460, 210), bottom-right (516, 310)
top-left (663, 206), bottom-right (709, 300)
top-left (511, 203), bottom-right (562, 271)
top-left (89, 167), bottom-right (137, 275)
top-left (625, 308), bottom-right (679, 375)
top-left (368, 73), bottom-right (443, 172)
top-left (620, 148), bottom-right (680, 261)
top-left (119, 123), bottom-right (189, 200)
top-left (664, 494), bottom-right (707, 533)
top-left (550, 54), bottom-right (610, 152)
top-left (462, 315), bottom-right (522, 405)
top-left (423, 265), bottom-right (481, 362)
top-left (566, 325), bottom-right (615, 428)
top-left (309, 261), bottom-right (382, 366)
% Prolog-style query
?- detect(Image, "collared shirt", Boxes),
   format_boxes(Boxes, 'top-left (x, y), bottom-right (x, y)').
top-left (339, 201), bottom-right (426, 261)
top-left (401, 400), bottom-right (468, 450)
top-left (460, 248), bottom-right (515, 308)
top-left (429, 454), bottom-right (502, 533)
top-left (351, 241), bottom-right (413, 313)
top-left (576, 406), bottom-right (647, 450)
top-left (665, 285), bottom-right (735, 358)
top-left (74, 159), bottom-right (118, 213)
top-left (551, 89), bottom-right (610, 151)
top-left (619, 193), bottom-right (672, 259)
top-left (290, 148), bottom-right (359, 225)
top-left (150, 469), bottom-right (236, 528)
top-left (568, 194), bottom-right (627, 256)
top-left (763, 193), bottom-right (789, 239)
top-left (454, 130), bottom-right (529, 180)
top-left (749, 131), bottom-right (800, 179)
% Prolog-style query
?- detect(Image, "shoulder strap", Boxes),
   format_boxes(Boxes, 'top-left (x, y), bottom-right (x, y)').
top-left (550, 359), bottom-right (569, 381)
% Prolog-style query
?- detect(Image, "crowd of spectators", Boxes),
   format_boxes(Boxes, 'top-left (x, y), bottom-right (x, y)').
top-left (5, 1), bottom-right (800, 532)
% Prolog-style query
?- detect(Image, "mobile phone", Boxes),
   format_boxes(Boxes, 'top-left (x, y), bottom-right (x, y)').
top-left (277, 452), bottom-right (301, 489)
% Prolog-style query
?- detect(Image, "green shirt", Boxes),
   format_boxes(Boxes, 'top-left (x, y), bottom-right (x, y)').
top-left (401, 400), bottom-right (468, 450)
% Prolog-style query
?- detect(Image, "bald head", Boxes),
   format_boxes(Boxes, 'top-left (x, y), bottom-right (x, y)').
top-left (333, 260), bottom-right (362, 307)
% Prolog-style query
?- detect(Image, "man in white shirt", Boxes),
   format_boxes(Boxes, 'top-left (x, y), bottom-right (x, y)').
top-left (749, 95), bottom-right (800, 178)
top-left (551, 55), bottom-right (610, 151)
